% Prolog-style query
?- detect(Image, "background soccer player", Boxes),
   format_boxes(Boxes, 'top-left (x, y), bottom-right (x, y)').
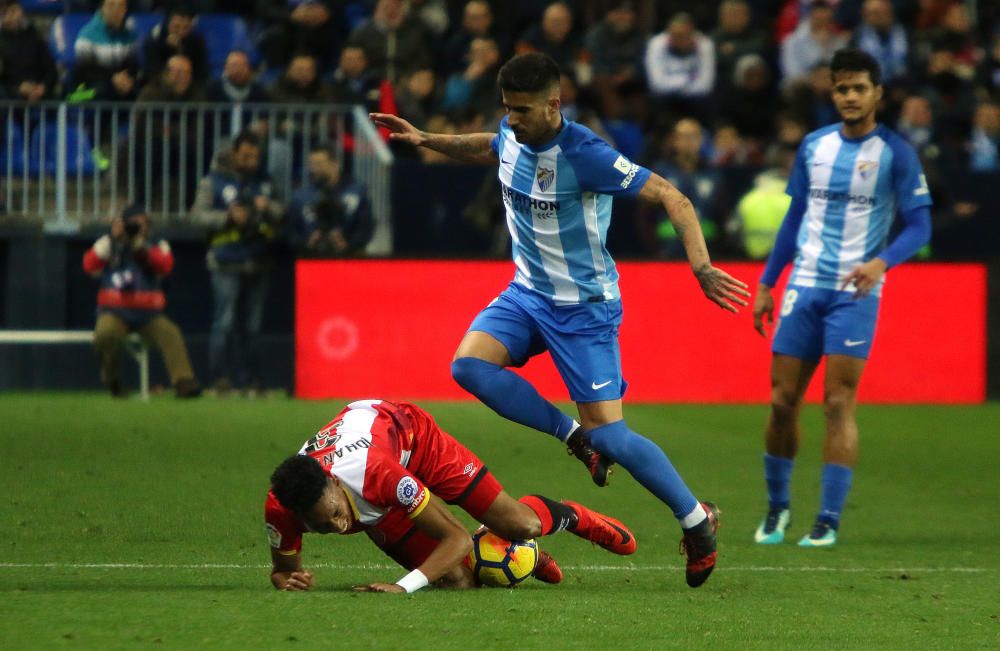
top-left (752, 49), bottom-right (932, 548)
top-left (371, 53), bottom-right (750, 588)
top-left (266, 399), bottom-right (635, 593)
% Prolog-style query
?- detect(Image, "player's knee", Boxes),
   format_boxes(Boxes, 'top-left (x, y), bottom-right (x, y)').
top-left (450, 357), bottom-right (495, 393)
top-left (822, 389), bottom-right (855, 420)
top-left (770, 386), bottom-right (801, 417)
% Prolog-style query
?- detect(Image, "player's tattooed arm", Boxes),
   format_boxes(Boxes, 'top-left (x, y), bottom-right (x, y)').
top-left (638, 173), bottom-right (751, 313)
top-left (369, 113), bottom-right (498, 164)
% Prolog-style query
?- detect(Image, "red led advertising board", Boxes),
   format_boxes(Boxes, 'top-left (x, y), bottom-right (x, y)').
top-left (296, 261), bottom-right (985, 403)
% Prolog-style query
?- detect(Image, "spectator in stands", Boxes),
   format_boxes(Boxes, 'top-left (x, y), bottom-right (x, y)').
top-left (393, 68), bottom-right (437, 130)
top-left (584, 0), bottom-right (644, 118)
top-left (976, 32), bottom-right (1000, 98)
top-left (711, 0), bottom-right (769, 96)
top-left (0, 0), bottom-right (59, 102)
top-left (784, 62), bottom-right (838, 129)
top-left (727, 139), bottom-right (796, 259)
top-left (639, 118), bottom-right (722, 258)
top-left (82, 204), bottom-right (202, 399)
top-left (439, 37), bottom-right (501, 118)
top-left (141, 4), bottom-right (209, 84)
top-left (257, 0), bottom-right (342, 72)
top-left (69, 0), bottom-right (140, 102)
top-left (191, 130), bottom-right (281, 228)
top-left (515, 2), bottom-right (588, 83)
top-left (410, 0), bottom-right (449, 39)
top-left (328, 45), bottom-right (379, 107)
top-left (914, 1), bottom-right (978, 75)
top-left (897, 94), bottom-right (936, 154)
top-left (780, 1), bottom-right (847, 87)
top-left (719, 54), bottom-right (775, 142)
top-left (968, 101), bottom-right (1000, 173)
top-left (347, 0), bottom-right (431, 83)
top-left (441, 0), bottom-right (500, 75)
top-left (206, 190), bottom-right (279, 394)
top-left (268, 52), bottom-right (333, 104)
top-left (922, 45), bottom-right (978, 143)
top-left (644, 13), bottom-right (716, 124)
top-left (137, 52), bottom-right (203, 102)
top-left (286, 143), bottom-right (373, 257)
top-left (205, 49), bottom-right (270, 104)
top-left (851, 0), bottom-right (908, 85)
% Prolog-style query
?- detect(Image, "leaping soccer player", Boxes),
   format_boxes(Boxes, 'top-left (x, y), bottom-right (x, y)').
top-left (751, 49), bottom-right (932, 548)
top-left (265, 399), bottom-right (636, 593)
top-left (372, 53), bottom-right (751, 588)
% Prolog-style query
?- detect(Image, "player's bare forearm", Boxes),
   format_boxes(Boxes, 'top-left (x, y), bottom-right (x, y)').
top-left (270, 549), bottom-right (312, 590)
top-left (421, 132), bottom-right (498, 165)
top-left (638, 173), bottom-right (711, 270)
top-left (410, 498), bottom-right (474, 584)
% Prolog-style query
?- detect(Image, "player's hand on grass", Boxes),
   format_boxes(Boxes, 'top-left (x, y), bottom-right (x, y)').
top-left (841, 259), bottom-right (887, 298)
top-left (369, 113), bottom-right (425, 147)
top-left (282, 571), bottom-right (314, 591)
top-left (352, 582), bottom-right (406, 593)
top-left (753, 285), bottom-right (775, 337)
top-left (694, 264), bottom-right (751, 313)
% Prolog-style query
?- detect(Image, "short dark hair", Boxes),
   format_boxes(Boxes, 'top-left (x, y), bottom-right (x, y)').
top-left (830, 48), bottom-right (882, 86)
top-left (270, 455), bottom-right (329, 514)
top-left (232, 130), bottom-right (260, 151)
top-left (497, 53), bottom-right (561, 94)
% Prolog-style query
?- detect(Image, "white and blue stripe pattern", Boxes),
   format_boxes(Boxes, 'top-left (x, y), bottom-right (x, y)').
top-left (493, 117), bottom-right (646, 305)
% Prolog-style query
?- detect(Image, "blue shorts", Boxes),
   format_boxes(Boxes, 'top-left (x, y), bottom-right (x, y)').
top-left (467, 282), bottom-right (627, 403)
top-left (772, 284), bottom-right (880, 361)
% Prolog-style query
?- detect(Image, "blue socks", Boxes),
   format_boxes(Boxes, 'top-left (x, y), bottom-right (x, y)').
top-left (764, 453), bottom-right (794, 510)
top-left (588, 420), bottom-right (698, 520)
top-left (451, 357), bottom-right (577, 442)
top-left (818, 463), bottom-right (853, 529)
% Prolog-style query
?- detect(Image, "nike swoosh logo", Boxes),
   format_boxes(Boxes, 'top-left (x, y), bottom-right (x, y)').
top-left (600, 517), bottom-right (631, 545)
top-left (501, 157), bottom-right (513, 165)
top-left (591, 380), bottom-right (613, 390)
top-left (844, 339), bottom-right (867, 347)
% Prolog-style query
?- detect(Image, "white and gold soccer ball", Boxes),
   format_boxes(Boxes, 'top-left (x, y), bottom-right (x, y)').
top-left (468, 529), bottom-right (539, 588)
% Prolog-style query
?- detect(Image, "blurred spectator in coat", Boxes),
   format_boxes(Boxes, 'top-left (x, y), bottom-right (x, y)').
top-left (190, 130), bottom-right (281, 228)
top-left (347, 0), bottom-right (432, 83)
top-left (141, 4), bottom-right (208, 84)
top-left (0, 0), bottom-right (59, 101)
top-left (584, 0), bottom-right (644, 119)
top-left (968, 101), bottom-right (1000, 173)
top-left (268, 52), bottom-right (334, 104)
top-left (780, 1), bottom-right (847, 87)
top-left (286, 143), bottom-right (373, 257)
top-left (976, 32), bottom-right (1000, 99)
top-left (439, 37), bottom-right (501, 118)
top-left (328, 45), bottom-right (380, 108)
top-left (441, 0), bottom-right (502, 75)
top-left (257, 0), bottom-right (343, 73)
top-left (850, 0), bottom-right (909, 85)
top-left (68, 0), bottom-right (140, 102)
top-left (719, 54), bottom-right (776, 142)
top-left (644, 13), bottom-right (716, 125)
top-left (82, 204), bottom-right (202, 398)
top-left (205, 50), bottom-right (270, 104)
top-left (711, 0), bottom-right (769, 97)
top-left (516, 2), bottom-right (589, 84)
top-left (726, 139), bottom-right (797, 259)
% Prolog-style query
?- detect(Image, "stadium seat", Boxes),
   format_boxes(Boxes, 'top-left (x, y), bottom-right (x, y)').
top-left (0, 120), bottom-right (26, 175)
top-left (28, 122), bottom-right (97, 177)
top-left (130, 13), bottom-right (164, 47)
top-left (343, 2), bottom-right (371, 31)
top-left (48, 13), bottom-right (91, 71)
top-left (194, 14), bottom-right (258, 79)
top-left (21, 0), bottom-right (64, 14)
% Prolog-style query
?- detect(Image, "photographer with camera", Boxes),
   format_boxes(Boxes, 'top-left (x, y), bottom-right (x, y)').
top-left (82, 204), bottom-right (202, 398)
top-left (207, 191), bottom-right (279, 394)
top-left (286, 143), bottom-right (373, 257)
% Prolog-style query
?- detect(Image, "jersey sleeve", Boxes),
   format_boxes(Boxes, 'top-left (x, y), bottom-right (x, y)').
top-left (785, 140), bottom-right (810, 201)
top-left (264, 491), bottom-right (304, 555)
top-left (569, 137), bottom-right (651, 197)
top-left (360, 448), bottom-right (432, 519)
top-left (890, 138), bottom-right (933, 213)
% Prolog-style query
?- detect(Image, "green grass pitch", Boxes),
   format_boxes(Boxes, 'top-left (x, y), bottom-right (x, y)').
top-left (2, 394), bottom-right (998, 649)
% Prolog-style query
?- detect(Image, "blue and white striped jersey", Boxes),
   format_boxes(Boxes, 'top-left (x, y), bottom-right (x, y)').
top-left (490, 116), bottom-right (650, 305)
top-left (788, 123), bottom-right (932, 294)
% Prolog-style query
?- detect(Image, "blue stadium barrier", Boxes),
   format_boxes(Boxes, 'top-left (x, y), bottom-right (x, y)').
top-left (0, 120), bottom-right (25, 175)
top-left (194, 13), bottom-right (259, 79)
top-left (21, 0), bottom-right (64, 14)
top-left (29, 121), bottom-right (96, 177)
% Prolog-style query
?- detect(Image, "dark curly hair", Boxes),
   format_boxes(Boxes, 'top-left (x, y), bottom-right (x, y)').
top-left (830, 48), bottom-right (882, 87)
top-left (270, 455), bottom-right (329, 514)
top-left (497, 53), bottom-right (562, 94)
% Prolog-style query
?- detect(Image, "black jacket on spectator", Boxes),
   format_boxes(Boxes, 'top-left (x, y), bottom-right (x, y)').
top-left (142, 22), bottom-right (210, 83)
top-left (0, 19), bottom-right (59, 99)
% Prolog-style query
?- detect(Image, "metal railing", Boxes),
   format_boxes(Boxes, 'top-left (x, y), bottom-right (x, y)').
top-left (0, 101), bottom-right (394, 254)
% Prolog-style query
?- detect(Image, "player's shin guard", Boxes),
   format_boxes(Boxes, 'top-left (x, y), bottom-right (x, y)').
top-left (451, 357), bottom-right (577, 441)
top-left (519, 495), bottom-right (578, 535)
top-left (588, 420), bottom-right (699, 520)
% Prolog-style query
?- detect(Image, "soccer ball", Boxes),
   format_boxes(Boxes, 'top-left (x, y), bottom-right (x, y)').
top-left (469, 529), bottom-right (538, 588)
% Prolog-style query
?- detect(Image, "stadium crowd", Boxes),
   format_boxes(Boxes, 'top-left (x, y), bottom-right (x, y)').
top-left (2, 0), bottom-right (997, 259)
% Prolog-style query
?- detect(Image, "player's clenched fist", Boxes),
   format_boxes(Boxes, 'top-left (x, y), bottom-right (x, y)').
top-left (282, 571), bottom-right (314, 591)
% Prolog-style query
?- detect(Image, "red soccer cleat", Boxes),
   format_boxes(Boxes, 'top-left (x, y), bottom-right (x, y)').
top-left (532, 550), bottom-right (563, 584)
top-left (679, 502), bottom-right (720, 588)
top-left (562, 500), bottom-right (637, 555)
top-left (566, 430), bottom-right (613, 487)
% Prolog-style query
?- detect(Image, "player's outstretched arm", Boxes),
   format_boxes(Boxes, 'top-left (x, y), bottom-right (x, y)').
top-left (638, 173), bottom-right (750, 313)
top-left (369, 112), bottom-right (498, 165)
top-left (353, 496), bottom-right (473, 594)
top-left (270, 549), bottom-right (314, 591)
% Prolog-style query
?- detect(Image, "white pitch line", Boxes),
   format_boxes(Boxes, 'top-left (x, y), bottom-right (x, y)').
top-left (0, 563), bottom-right (990, 573)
